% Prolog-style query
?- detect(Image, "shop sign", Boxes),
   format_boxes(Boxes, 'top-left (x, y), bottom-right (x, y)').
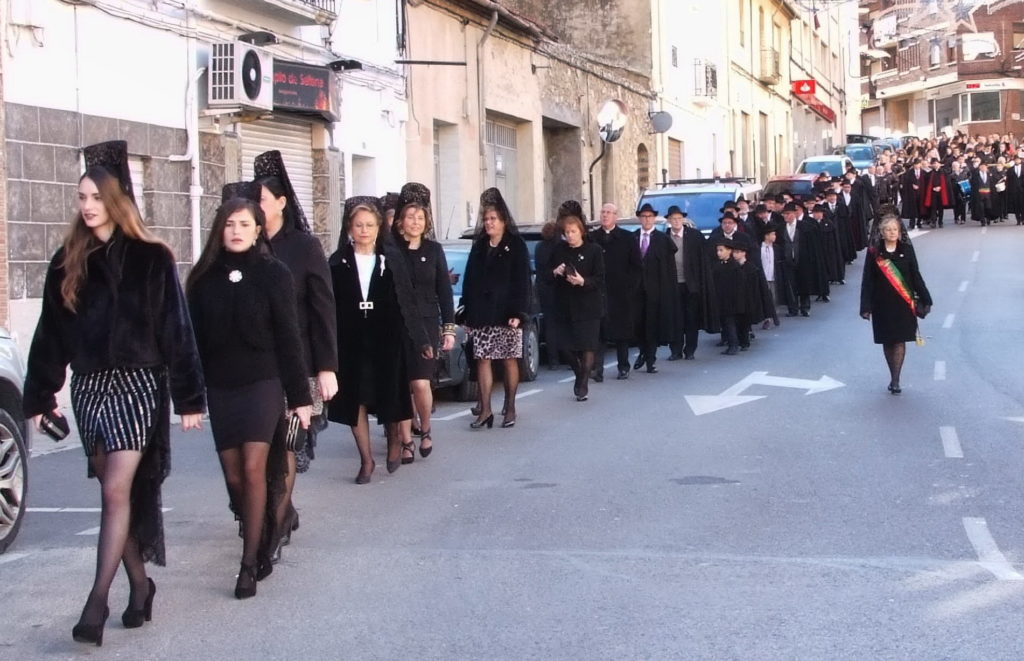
top-left (273, 60), bottom-right (339, 121)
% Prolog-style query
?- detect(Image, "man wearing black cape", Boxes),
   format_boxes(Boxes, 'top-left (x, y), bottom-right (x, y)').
top-left (776, 202), bottom-right (828, 317)
top-left (632, 203), bottom-right (677, 373)
top-left (589, 203), bottom-right (642, 380)
top-left (664, 206), bottom-right (717, 361)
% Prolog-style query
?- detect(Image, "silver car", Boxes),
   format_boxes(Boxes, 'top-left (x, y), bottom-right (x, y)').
top-left (0, 327), bottom-right (29, 554)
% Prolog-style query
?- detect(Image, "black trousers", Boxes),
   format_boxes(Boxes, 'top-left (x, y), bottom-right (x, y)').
top-left (720, 315), bottom-right (739, 350)
top-left (953, 196), bottom-right (967, 222)
top-left (669, 282), bottom-right (700, 358)
top-left (737, 315), bottom-right (751, 348)
top-left (595, 340), bottom-right (630, 376)
top-left (779, 263), bottom-right (811, 314)
top-left (928, 204), bottom-right (944, 227)
top-left (635, 288), bottom-right (659, 366)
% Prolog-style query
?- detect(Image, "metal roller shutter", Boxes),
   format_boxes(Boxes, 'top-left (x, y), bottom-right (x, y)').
top-left (240, 118), bottom-right (314, 218)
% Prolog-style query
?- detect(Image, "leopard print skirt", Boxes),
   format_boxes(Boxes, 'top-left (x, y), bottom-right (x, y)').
top-left (469, 325), bottom-right (523, 360)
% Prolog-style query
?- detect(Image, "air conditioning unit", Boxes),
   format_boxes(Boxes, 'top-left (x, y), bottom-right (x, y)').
top-left (208, 41), bottom-right (274, 111)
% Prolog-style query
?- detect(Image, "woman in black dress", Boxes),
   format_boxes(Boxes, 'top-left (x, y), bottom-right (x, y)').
top-left (460, 188), bottom-right (532, 429)
top-left (254, 150), bottom-right (338, 558)
top-left (328, 198), bottom-right (431, 483)
top-left (392, 183), bottom-right (455, 459)
top-left (186, 187), bottom-right (312, 599)
top-left (549, 201), bottom-right (604, 401)
top-left (860, 215), bottom-right (932, 394)
top-left (23, 141), bottom-right (206, 645)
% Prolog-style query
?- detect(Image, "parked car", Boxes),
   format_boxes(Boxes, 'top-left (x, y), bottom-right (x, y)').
top-left (635, 177), bottom-right (763, 235)
top-left (796, 155), bottom-right (856, 178)
top-left (833, 144), bottom-right (879, 172)
top-left (762, 173), bottom-right (819, 200)
top-left (846, 133), bottom-right (880, 144)
top-left (0, 328), bottom-right (29, 554)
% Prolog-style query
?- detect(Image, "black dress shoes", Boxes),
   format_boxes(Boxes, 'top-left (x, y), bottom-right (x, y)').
top-left (785, 311), bottom-right (799, 317)
top-left (633, 355), bottom-right (645, 370)
top-left (800, 310), bottom-right (810, 317)
top-left (616, 369), bottom-right (629, 380)
top-left (646, 365), bottom-right (658, 374)
top-left (721, 348), bottom-right (739, 356)
top-left (684, 354), bottom-right (695, 360)
top-left (667, 353), bottom-right (683, 361)
top-left (592, 372), bottom-right (604, 383)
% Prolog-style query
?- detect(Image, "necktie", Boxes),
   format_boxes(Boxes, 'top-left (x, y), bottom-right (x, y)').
top-left (640, 232), bottom-right (649, 257)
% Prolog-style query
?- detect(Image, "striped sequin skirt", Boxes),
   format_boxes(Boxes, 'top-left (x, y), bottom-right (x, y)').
top-left (70, 367), bottom-right (163, 457)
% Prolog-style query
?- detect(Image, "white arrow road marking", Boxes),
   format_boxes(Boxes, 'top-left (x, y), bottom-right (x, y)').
top-left (76, 527), bottom-right (101, 536)
top-left (685, 371), bottom-right (844, 415)
top-left (1003, 417), bottom-right (1024, 423)
top-left (958, 280), bottom-right (969, 293)
top-left (971, 250), bottom-right (980, 261)
top-left (942, 313), bottom-right (955, 329)
top-left (963, 518), bottom-right (1024, 581)
top-left (934, 361), bottom-right (946, 380)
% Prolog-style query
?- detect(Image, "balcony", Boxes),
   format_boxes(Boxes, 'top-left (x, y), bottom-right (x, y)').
top-left (693, 59), bottom-right (718, 103)
top-left (254, 0), bottom-right (337, 25)
top-left (758, 48), bottom-right (781, 85)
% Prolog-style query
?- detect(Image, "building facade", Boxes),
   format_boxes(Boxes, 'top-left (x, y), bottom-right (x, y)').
top-left (860, 0), bottom-right (1024, 138)
top-left (3, 0), bottom-right (410, 341)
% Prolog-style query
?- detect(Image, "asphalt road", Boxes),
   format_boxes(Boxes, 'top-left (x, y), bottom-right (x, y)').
top-left (5, 217), bottom-right (1024, 660)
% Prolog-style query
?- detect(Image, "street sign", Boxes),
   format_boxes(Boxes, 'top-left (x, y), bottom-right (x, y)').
top-left (791, 79), bottom-right (816, 95)
top-left (684, 371), bottom-right (844, 415)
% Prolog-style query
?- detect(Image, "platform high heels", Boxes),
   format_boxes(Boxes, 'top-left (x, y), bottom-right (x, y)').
top-left (72, 606), bottom-right (109, 646)
top-left (121, 577), bottom-right (156, 628)
top-left (470, 414), bottom-right (494, 429)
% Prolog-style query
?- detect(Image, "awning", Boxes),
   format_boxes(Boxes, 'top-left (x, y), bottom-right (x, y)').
top-left (794, 93), bottom-right (836, 124)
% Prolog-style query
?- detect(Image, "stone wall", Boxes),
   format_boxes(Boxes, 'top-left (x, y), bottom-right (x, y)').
top-left (5, 102), bottom-right (189, 300)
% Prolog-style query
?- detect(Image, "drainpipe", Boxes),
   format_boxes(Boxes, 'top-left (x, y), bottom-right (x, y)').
top-left (168, 4), bottom-right (203, 265)
top-left (477, 10), bottom-right (498, 192)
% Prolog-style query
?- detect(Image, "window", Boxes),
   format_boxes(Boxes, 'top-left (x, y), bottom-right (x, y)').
top-left (960, 91), bottom-right (1001, 122)
top-left (947, 37), bottom-right (957, 63)
top-left (929, 40), bottom-right (941, 67)
top-left (671, 45), bottom-right (678, 68)
top-left (1013, 22), bottom-right (1024, 50)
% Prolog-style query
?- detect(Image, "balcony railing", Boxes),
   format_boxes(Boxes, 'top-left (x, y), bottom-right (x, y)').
top-left (256, 0), bottom-right (337, 24)
top-left (298, 0), bottom-right (336, 11)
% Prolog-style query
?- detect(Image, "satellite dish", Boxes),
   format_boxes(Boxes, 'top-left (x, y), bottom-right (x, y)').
top-left (597, 99), bottom-right (628, 143)
top-left (649, 111), bottom-right (673, 134)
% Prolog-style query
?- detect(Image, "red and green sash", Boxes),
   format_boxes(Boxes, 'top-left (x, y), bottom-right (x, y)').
top-left (876, 255), bottom-right (915, 315)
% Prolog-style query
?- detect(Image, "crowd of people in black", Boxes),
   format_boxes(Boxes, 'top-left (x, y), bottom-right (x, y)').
top-left (19, 130), bottom-right (970, 645)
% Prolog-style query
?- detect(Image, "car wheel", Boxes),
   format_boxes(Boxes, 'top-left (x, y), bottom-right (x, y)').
top-left (519, 322), bottom-right (540, 383)
top-left (456, 377), bottom-right (479, 403)
top-left (0, 409), bottom-right (28, 554)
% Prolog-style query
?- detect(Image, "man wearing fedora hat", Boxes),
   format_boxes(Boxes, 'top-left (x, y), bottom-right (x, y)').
top-left (632, 203), bottom-right (677, 373)
top-left (664, 206), bottom-right (714, 361)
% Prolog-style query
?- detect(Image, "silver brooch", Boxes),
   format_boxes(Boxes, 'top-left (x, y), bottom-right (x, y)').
top-left (421, 256), bottom-right (426, 262)
top-left (228, 270), bottom-right (243, 283)
top-left (578, 254), bottom-right (584, 261)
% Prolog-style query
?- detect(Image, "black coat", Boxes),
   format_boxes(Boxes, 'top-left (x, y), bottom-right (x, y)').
top-left (1006, 164), bottom-right (1024, 215)
top-left (534, 237), bottom-right (561, 315)
top-left (813, 214), bottom-right (845, 283)
top-left (399, 238), bottom-right (455, 323)
top-left (588, 226), bottom-right (642, 341)
top-left (269, 225), bottom-right (338, 375)
top-left (635, 228), bottom-right (678, 344)
top-left (776, 219), bottom-right (828, 296)
top-left (460, 234), bottom-right (532, 328)
top-left (900, 169), bottom-right (926, 218)
top-left (24, 232), bottom-right (206, 567)
top-left (860, 242), bottom-right (932, 344)
top-left (970, 170), bottom-right (996, 220)
top-left (712, 258), bottom-right (744, 317)
top-left (825, 202), bottom-right (856, 263)
top-left (666, 226), bottom-right (719, 332)
top-left (551, 241), bottom-right (605, 322)
top-left (327, 243), bottom-right (429, 425)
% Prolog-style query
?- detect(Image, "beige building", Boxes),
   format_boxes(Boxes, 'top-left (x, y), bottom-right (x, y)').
top-left (404, 0), bottom-right (655, 233)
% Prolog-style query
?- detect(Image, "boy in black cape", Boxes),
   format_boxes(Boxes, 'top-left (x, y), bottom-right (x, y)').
top-left (711, 237), bottom-right (744, 355)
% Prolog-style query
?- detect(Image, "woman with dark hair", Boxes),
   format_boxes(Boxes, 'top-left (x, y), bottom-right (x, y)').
top-left (460, 188), bottom-right (532, 429)
top-left (253, 150), bottom-right (337, 560)
top-left (860, 214), bottom-right (932, 395)
top-left (186, 185), bottom-right (312, 599)
top-left (391, 182), bottom-right (455, 460)
top-left (328, 198), bottom-right (431, 483)
top-left (23, 141), bottom-right (206, 645)
top-left (550, 201), bottom-right (605, 401)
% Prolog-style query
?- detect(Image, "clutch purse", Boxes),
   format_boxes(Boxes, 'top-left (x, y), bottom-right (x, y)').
top-left (284, 412), bottom-right (307, 453)
top-left (454, 305), bottom-right (466, 325)
top-left (39, 410), bottom-right (70, 441)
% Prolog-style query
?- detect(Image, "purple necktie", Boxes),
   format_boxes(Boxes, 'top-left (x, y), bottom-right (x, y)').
top-left (640, 232), bottom-right (649, 257)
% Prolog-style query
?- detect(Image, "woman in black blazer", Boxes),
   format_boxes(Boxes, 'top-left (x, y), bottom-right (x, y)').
top-left (549, 201), bottom-right (604, 401)
top-left (328, 197), bottom-right (431, 483)
top-left (460, 188), bottom-right (531, 429)
top-left (392, 182), bottom-right (455, 459)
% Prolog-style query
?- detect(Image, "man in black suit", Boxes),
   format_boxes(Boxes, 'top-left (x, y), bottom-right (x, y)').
top-left (632, 203), bottom-right (678, 373)
top-left (775, 202), bottom-right (827, 317)
top-left (1006, 155), bottom-right (1024, 225)
top-left (900, 158), bottom-right (926, 230)
top-left (664, 206), bottom-right (715, 361)
top-left (589, 202), bottom-right (642, 380)
top-left (970, 162), bottom-right (996, 226)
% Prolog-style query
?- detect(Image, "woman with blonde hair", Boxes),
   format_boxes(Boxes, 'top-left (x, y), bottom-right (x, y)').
top-left (24, 141), bottom-right (206, 645)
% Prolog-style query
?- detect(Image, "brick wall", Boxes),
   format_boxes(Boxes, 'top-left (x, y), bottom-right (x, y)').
top-left (5, 102), bottom-right (190, 300)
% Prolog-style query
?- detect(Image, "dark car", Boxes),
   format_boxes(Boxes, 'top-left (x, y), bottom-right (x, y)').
top-left (762, 173), bottom-right (819, 200)
top-left (0, 329), bottom-right (29, 554)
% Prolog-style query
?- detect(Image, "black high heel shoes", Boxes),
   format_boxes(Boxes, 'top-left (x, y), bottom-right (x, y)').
top-left (470, 414), bottom-right (494, 429)
top-left (72, 606), bottom-right (109, 646)
top-left (122, 577), bottom-right (156, 628)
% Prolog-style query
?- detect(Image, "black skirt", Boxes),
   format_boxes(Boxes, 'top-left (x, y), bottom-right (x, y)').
top-left (207, 378), bottom-right (285, 451)
top-left (556, 318), bottom-right (601, 352)
top-left (407, 316), bottom-right (440, 381)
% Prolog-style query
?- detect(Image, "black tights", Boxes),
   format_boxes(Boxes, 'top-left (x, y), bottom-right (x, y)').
top-left (218, 443), bottom-right (270, 569)
top-left (883, 342), bottom-right (906, 386)
top-left (80, 448), bottom-right (145, 626)
top-left (570, 351), bottom-right (594, 395)
top-left (476, 358), bottom-right (520, 421)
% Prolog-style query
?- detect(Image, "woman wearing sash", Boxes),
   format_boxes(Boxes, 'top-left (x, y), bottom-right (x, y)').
top-left (860, 215), bottom-right (932, 395)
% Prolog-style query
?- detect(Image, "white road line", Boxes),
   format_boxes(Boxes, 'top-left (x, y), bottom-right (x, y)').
top-left (31, 443), bottom-right (78, 458)
top-left (435, 388), bottom-right (544, 421)
top-left (958, 280), bottom-right (969, 293)
top-left (971, 250), bottom-right (980, 262)
top-left (962, 517), bottom-right (1024, 581)
top-left (26, 507), bottom-right (173, 513)
top-left (980, 228), bottom-right (988, 235)
top-left (75, 527), bottom-right (100, 536)
top-left (940, 426), bottom-right (963, 459)
top-left (0, 552), bottom-right (31, 566)
top-left (558, 375), bottom-right (576, 383)
top-left (934, 361), bottom-right (947, 381)
top-left (942, 313), bottom-right (955, 329)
